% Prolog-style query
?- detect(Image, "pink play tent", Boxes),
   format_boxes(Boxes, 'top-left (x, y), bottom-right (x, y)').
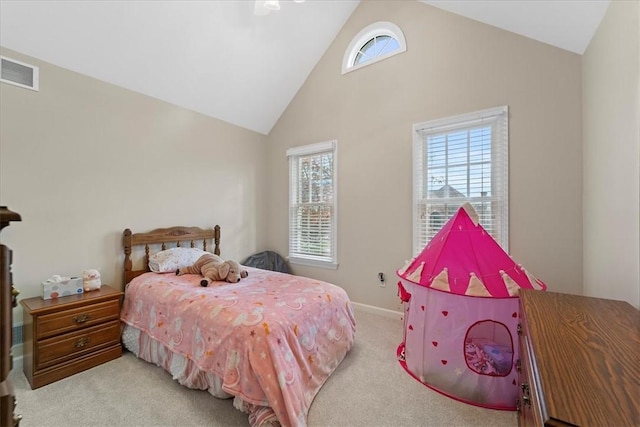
top-left (396, 203), bottom-right (546, 410)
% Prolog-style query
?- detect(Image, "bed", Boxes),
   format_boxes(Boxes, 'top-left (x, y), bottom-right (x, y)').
top-left (120, 226), bottom-right (356, 426)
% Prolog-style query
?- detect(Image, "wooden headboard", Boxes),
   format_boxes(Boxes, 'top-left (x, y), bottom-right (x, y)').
top-left (123, 225), bottom-right (220, 285)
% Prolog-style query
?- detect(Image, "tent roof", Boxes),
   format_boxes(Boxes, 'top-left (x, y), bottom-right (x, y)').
top-left (397, 203), bottom-right (546, 297)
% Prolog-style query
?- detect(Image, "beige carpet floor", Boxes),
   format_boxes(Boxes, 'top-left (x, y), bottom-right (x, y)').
top-left (10, 309), bottom-right (517, 426)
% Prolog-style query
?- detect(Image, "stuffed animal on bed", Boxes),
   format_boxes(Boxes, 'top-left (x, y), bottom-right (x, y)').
top-left (176, 253), bottom-right (248, 286)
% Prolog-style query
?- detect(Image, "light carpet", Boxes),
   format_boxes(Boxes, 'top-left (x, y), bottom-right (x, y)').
top-left (10, 309), bottom-right (517, 426)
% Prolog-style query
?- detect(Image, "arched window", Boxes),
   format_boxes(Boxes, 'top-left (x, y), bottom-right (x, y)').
top-left (342, 21), bottom-right (406, 74)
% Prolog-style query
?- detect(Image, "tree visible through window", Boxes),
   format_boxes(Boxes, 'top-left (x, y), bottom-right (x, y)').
top-left (287, 141), bottom-right (337, 268)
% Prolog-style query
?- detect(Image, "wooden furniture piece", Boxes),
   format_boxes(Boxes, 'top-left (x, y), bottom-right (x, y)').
top-left (20, 285), bottom-right (123, 389)
top-left (123, 225), bottom-right (220, 284)
top-left (517, 289), bottom-right (640, 426)
top-left (0, 206), bottom-right (22, 427)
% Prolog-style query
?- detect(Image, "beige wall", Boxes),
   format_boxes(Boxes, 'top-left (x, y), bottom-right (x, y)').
top-left (0, 48), bottom-right (269, 323)
top-left (3, 0), bottom-right (606, 319)
top-left (266, 0), bottom-right (584, 311)
top-left (582, 1), bottom-right (640, 308)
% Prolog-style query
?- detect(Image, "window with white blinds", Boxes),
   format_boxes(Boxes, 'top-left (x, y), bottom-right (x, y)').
top-left (287, 140), bottom-right (338, 269)
top-left (412, 106), bottom-right (509, 255)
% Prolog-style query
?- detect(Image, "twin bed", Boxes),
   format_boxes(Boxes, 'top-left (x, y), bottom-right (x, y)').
top-left (119, 226), bottom-right (356, 426)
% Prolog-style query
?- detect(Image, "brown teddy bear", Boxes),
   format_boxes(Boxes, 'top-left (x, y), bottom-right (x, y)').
top-left (176, 253), bottom-right (248, 287)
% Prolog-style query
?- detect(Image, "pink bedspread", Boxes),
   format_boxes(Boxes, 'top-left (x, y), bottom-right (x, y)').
top-left (120, 268), bottom-right (356, 426)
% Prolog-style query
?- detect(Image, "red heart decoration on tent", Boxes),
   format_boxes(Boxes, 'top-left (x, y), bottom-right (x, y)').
top-left (421, 305), bottom-right (425, 311)
top-left (512, 312), bottom-right (517, 318)
top-left (408, 325), bottom-right (414, 330)
top-left (441, 360), bottom-right (448, 365)
top-left (442, 311), bottom-right (448, 316)
top-left (432, 341), bottom-right (438, 347)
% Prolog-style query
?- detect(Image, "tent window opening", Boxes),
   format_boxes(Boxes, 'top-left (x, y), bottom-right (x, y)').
top-left (464, 320), bottom-right (513, 377)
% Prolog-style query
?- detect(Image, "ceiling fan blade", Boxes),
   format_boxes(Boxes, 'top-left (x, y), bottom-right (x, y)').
top-left (253, 0), bottom-right (271, 16)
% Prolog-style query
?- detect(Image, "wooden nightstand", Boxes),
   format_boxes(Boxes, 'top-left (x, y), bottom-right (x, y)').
top-left (20, 285), bottom-right (123, 389)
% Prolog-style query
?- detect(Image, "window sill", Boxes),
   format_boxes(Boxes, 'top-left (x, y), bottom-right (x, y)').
top-left (288, 257), bottom-right (338, 270)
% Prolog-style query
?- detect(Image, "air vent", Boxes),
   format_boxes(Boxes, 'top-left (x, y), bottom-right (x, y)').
top-left (1, 56), bottom-right (39, 91)
top-left (13, 323), bottom-right (23, 345)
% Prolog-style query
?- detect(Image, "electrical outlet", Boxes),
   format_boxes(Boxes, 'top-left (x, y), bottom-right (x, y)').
top-left (378, 272), bottom-right (386, 287)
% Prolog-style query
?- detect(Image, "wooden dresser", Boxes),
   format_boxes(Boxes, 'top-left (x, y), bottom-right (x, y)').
top-left (0, 206), bottom-right (22, 427)
top-left (517, 289), bottom-right (640, 426)
top-left (20, 285), bottom-right (123, 389)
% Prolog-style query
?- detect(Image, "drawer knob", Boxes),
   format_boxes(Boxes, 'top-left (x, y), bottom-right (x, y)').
top-left (73, 337), bottom-right (90, 348)
top-left (73, 313), bottom-right (92, 323)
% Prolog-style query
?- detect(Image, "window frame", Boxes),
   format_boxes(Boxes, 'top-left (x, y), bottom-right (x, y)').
top-left (412, 106), bottom-right (509, 255)
top-left (287, 140), bottom-right (338, 269)
top-left (342, 21), bottom-right (407, 75)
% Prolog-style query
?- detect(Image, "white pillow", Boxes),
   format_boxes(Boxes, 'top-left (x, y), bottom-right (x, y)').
top-left (149, 247), bottom-right (207, 273)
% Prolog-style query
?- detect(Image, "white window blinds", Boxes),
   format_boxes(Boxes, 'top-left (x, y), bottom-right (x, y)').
top-left (413, 106), bottom-right (509, 255)
top-left (287, 140), bottom-right (338, 269)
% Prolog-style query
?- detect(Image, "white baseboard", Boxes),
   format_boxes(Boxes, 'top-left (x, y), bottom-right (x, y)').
top-left (352, 302), bottom-right (403, 320)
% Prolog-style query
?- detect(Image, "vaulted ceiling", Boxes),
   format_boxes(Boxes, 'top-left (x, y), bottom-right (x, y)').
top-left (0, 1), bottom-right (610, 135)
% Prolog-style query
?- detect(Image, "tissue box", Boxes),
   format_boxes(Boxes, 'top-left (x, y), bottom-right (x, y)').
top-left (42, 277), bottom-right (84, 300)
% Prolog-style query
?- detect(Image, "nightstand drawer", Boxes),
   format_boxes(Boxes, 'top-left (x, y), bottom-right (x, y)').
top-left (37, 299), bottom-right (120, 339)
top-left (35, 319), bottom-right (120, 370)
